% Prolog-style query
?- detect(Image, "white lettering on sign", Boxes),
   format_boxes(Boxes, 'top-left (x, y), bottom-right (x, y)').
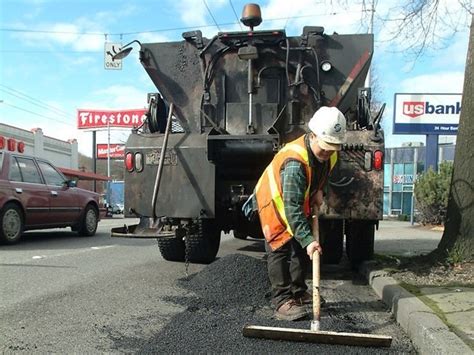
top-left (97, 144), bottom-right (125, 159)
top-left (393, 174), bottom-right (414, 184)
top-left (77, 109), bottom-right (147, 129)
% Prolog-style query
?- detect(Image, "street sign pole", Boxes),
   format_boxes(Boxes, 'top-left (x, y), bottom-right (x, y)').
top-left (426, 134), bottom-right (439, 172)
top-left (107, 119), bottom-right (111, 180)
top-left (410, 147), bottom-right (418, 225)
top-left (92, 131), bottom-right (97, 192)
top-left (107, 119), bottom-right (111, 208)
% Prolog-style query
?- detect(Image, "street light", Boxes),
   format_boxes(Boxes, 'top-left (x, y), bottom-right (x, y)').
top-left (112, 40), bottom-right (142, 61)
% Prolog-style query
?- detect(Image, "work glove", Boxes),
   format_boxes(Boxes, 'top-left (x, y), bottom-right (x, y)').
top-left (242, 194), bottom-right (257, 221)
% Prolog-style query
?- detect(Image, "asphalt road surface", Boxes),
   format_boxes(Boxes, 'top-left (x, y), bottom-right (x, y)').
top-left (0, 218), bottom-right (416, 353)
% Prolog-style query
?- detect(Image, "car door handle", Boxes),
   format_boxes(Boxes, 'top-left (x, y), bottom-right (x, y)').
top-left (15, 188), bottom-right (23, 193)
top-left (51, 191), bottom-right (58, 196)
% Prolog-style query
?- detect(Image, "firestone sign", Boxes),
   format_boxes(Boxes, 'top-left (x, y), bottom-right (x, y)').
top-left (393, 93), bottom-right (461, 135)
top-left (77, 109), bottom-right (147, 130)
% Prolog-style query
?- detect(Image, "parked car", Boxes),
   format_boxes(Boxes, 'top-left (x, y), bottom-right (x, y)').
top-left (0, 151), bottom-right (101, 244)
top-left (111, 203), bottom-right (124, 215)
top-left (100, 194), bottom-right (113, 218)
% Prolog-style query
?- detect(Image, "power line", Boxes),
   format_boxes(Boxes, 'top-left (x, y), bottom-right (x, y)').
top-left (0, 50), bottom-right (99, 53)
top-left (0, 88), bottom-right (71, 120)
top-left (228, 0), bottom-right (243, 30)
top-left (0, 28), bottom-right (105, 36)
top-left (0, 88), bottom-right (71, 119)
top-left (0, 11), bottom-right (362, 38)
top-left (1, 101), bottom-right (75, 127)
top-left (0, 23), bottom-right (234, 37)
top-left (202, 0), bottom-right (222, 32)
top-left (0, 84), bottom-right (71, 118)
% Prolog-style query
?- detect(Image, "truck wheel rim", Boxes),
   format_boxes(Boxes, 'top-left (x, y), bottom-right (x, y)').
top-left (3, 210), bottom-right (21, 239)
top-left (86, 209), bottom-right (96, 231)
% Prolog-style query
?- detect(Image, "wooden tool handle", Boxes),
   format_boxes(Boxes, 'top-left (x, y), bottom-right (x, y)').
top-left (311, 209), bottom-right (321, 331)
top-left (312, 250), bottom-right (321, 330)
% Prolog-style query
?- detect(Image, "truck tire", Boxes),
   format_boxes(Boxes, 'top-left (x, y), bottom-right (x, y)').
top-left (234, 220), bottom-right (264, 240)
top-left (0, 203), bottom-right (24, 245)
top-left (157, 236), bottom-right (186, 262)
top-left (320, 219), bottom-right (344, 264)
top-left (346, 220), bottom-right (375, 268)
top-left (187, 219), bottom-right (221, 264)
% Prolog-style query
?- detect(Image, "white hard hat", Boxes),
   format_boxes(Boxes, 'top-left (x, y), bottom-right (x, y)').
top-left (308, 106), bottom-right (347, 148)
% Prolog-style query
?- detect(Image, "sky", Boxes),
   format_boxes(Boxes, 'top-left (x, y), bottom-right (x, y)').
top-left (0, 0), bottom-right (471, 157)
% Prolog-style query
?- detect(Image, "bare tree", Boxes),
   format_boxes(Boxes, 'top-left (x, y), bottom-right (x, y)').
top-left (379, 2), bottom-right (473, 262)
top-left (376, 0), bottom-right (472, 61)
top-left (436, 16), bottom-right (473, 263)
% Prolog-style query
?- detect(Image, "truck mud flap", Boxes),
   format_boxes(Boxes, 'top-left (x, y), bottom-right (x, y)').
top-left (111, 223), bottom-right (174, 239)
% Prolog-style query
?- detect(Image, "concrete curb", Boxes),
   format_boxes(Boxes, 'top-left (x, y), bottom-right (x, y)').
top-left (360, 262), bottom-right (473, 355)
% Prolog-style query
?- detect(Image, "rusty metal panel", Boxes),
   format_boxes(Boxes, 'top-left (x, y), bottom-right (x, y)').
top-left (139, 31), bottom-right (373, 139)
top-left (321, 131), bottom-right (384, 220)
top-left (225, 103), bottom-right (278, 134)
top-left (124, 133), bottom-right (215, 218)
top-left (123, 26), bottom-right (380, 228)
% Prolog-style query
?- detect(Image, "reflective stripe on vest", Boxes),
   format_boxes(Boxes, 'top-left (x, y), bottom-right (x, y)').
top-left (330, 152), bottom-right (337, 171)
top-left (265, 140), bottom-right (312, 236)
top-left (255, 135), bottom-right (338, 250)
top-left (266, 162), bottom-right (291, 233)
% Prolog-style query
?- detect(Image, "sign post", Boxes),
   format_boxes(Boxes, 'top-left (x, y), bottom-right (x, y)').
top-left (77, 108), bottom-right (147, 196)
top-left (426, 135), bottom-right (439, 172)
top-left (92, 131), bottom-right (97, 192)
top-left (410, 148), bottom-right (418, 225)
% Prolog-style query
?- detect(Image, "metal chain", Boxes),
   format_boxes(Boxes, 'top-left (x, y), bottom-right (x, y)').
top-left (183, 219), bottom-right (203, 278)
top-left (184, 229), bottom-right (190, 278)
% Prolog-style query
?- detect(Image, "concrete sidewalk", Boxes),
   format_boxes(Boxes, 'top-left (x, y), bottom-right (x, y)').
top-left (363, 221), bottom-right (473, 354)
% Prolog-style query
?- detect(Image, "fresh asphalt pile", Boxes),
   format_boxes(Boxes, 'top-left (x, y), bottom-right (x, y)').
top-left (117, 254), bottom-right (415, 353)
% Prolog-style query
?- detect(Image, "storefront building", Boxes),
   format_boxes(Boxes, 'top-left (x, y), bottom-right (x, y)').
top-left (384, 144), bottom-right (456, 218)
top-left (0, 123), bottom-right (109, 192)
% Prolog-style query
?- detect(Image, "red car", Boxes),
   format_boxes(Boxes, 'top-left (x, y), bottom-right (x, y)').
top-left (0, 151), bottom-right (101, 244)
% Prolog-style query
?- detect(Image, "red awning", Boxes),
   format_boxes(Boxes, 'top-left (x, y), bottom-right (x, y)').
top-left (59, 167), bottom-right (111, 181)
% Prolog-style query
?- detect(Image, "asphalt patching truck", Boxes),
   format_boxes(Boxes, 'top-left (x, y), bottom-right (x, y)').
top-left (111, 4), bottom-right (385, 267)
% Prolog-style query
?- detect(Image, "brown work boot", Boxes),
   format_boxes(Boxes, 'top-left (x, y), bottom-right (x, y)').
top-left (274, 299), bottom-right (309, 321)
top-left (295, 292), bottom-right (326, 307)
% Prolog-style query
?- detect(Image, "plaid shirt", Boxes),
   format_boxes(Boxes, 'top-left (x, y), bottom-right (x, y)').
top-left (248, 134), bottom-right (330, 248)
top-left (280, 134), bottom-right (329, 248)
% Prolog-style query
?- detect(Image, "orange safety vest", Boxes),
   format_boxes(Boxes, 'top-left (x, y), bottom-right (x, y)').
top-left (255, 135), bottom-right (338, 251)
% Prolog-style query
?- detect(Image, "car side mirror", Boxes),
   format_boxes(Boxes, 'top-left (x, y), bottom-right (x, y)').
top-left (66, 180), bottom-right (77, 188)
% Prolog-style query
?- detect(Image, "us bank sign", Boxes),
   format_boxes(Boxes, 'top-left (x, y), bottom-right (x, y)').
top-left (393, 93), bottom-right (462, 135)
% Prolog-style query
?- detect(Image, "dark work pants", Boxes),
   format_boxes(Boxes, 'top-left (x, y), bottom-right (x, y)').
top-left (265, 238), bottom-right (309, 309)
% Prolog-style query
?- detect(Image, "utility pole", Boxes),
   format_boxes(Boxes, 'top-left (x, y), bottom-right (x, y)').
top-left (107, 118), bottom-right (111, 180)
top-left (92, 131), bottom-right (97, 192)
top-left (107, 118), bottom-right (111, 207)
top-left (365, 0), bottom-right (375, 88)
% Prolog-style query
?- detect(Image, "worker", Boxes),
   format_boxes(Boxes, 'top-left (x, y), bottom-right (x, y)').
top-left (243, 106), bottom-right (347, 321)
